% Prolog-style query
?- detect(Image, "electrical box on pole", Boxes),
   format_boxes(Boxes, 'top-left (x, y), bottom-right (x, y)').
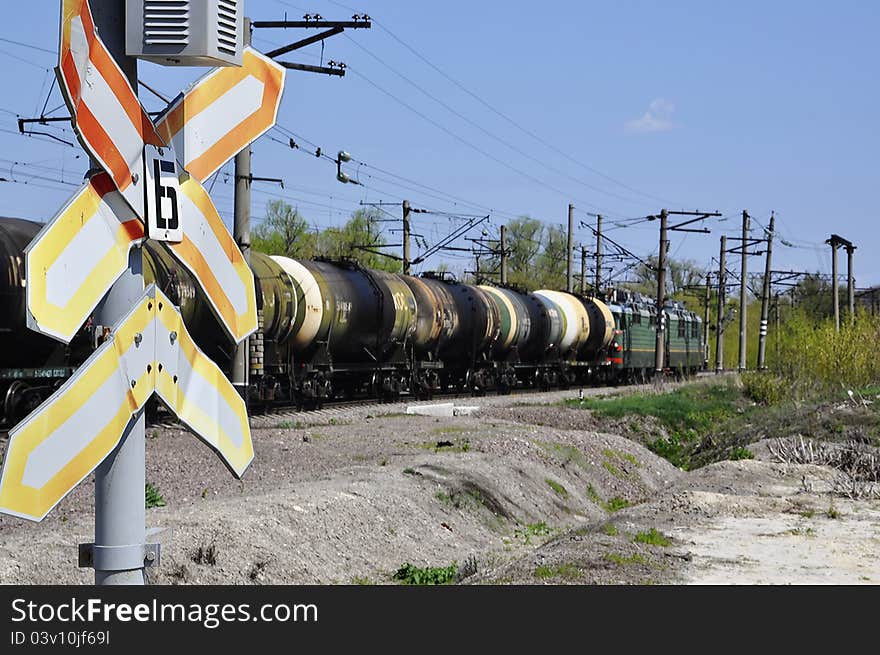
top-left (126, 0), bottom-right (244, 66)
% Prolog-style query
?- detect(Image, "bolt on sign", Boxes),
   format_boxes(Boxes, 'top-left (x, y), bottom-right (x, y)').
top-left (0, 0), bottom-right (286, 521)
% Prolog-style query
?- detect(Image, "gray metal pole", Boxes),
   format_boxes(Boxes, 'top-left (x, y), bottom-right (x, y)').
top-left (757, 212), bottom-right (774, 370)
top-left (715, 235), bottom-right (726, 374)
top-left (846, 245), bottom-right (855, 321)
top-left (580, 246), bottom-right (586, 295)
top-left (402, 200), bottom-right (411, 275)
top-left (703, 273), bottom-right (711, 370)
top-left (738, 210), bottom-right (749, 371)
top-left (774, 291), bottom-right (780, 364)
top-left (566, 203), bottom-right (574, 292)
top-left (91, 0), bottom-right (145, 586)
top-left (500, 224), bottom-right (507, 285)
top-left (595, 214), bottom-right (602, 294)
top-left (232, 18), bottom-right (253, 401)
top-left (831, 241), bottom-right (839, 331)
top-left (654, 209), bottom-right (668, 374)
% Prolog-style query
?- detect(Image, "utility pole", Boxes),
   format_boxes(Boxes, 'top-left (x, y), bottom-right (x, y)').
top-left (703, 273), bottom-right (711, 370)
top-left (738, 210), bottom-right (749, 371)
top-left (774, 291), bottom-right (780, 364)
top-left (654, 209), bottom-right (669, 375)
top-left (231, 18), bottom-right (253, 402)
top-left (566, 203), bottom-right (574, 292)
top-left (826, 234), bottom-right (854, 331)
top-left (500, 224), bottom-right (508, 285)
top-left (757, 211), bottom-right (774, 370)
top-left (715, 235), bottom-right (726, 374)
top-left (846, 243), bottom-right (856, 321)
top-left (579, 246), bottom-right (586, 295)
top-left (595, 214), bottom-right (603, 295)
top-left (650, 208), bottom-right (717, 375)
top-left (91, 0), bottom-right (145, 585)
top-left (402, 199), bottom-right (411, 275)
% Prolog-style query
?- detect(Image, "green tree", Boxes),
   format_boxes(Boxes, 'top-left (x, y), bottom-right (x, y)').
top-left (535, 223), bottom-right (568, 290)
top-left (481, 216), bottom-right (544, 288)
top-left (251, 199), bottom-right (316, 258)
top-left (317, 208), bottom-right (402, 272)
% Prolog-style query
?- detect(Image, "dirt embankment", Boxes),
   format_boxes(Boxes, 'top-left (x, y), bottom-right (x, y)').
top-left (2, 388), bottom-right (879, 585)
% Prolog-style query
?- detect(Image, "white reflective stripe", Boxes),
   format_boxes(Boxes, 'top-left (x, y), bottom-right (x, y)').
top-left (171, 75), bottom-right (264, 172)
top-left (44, 201), bottom-right (118, 307)
top-left (68, 17), bottom-right (144, 214)
top-left (68, 16), bottom-right (89, 94)
top-left (20, 361), bottom-right (128, 490)
top-left (178, 190), bottom-right (248, 314)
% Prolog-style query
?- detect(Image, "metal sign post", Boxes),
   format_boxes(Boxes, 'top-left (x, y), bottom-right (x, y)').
top-left (0, 0), bottom-right (286, 585)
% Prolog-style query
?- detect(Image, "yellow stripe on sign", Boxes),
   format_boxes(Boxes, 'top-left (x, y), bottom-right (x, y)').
top-left (155, 48), bottom-right (286, 183)
top-left (26, 175), bottom-right (145, 343)
top-left (0, 294), bottom-right (153, 521)
top-left (0, 285), bottom-right (253, 521)
top-left (154, 297), bottom-right (252, 476)
top-left (166, 177), bottom-right (258, 343)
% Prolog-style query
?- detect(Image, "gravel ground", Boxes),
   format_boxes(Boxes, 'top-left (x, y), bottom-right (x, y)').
top-left (2, 379), bottom-right (878, 585)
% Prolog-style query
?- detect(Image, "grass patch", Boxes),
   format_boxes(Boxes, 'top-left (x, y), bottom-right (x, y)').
top-left (602, 523), bottom-right (619, 536)
top-left (436, 490), bottom-right (452, 504)
top-left (533, 563), bottom-right (581, 580)
top-left (536, 441), bottom-right (590, 469)
top-left (402, 467), bottom-right (420, 476)
top-left (605, 497), bottom-right (631, 512)
top-left (418, 439), bottom-right (471, 453)
top-left (275, 420), bottom-right (304, 429)
top-left (566, 381), bottom-right (742, 435)
top-left (393, 562), bottom-right (457, 585)
top-left (604, 552), bottom-right (648, 566)
top-left (516, 521), bottom-right (552, 544)
top-left (351, 576), bottom-right (374, 585)
top-left (567, 381), bottom-right (748, 471)
top-left (602, 448), bottom-right (640, 467)
top-left (587, 484), bottom-right (631, 513)
top-left (729, 446), bottom-right (754, 461)
top-left (799, 509), bottom-right (815, 519)
top-left (546, 479), bottom-right (569, 498)
top-left (632, 528), bottom-right (672, 547)
top-left (741, 372), bottom-right (786, 406)
top-left (602, 460), bottom-right (624, 478)
top-left (145, 482), bottom-right (166, 509)
top-left (431, 426), bottom-right (471, 435)
top-left (786, 527), bottom-right (817, 537)
top-left (826, 503), bottom-right (842, 519)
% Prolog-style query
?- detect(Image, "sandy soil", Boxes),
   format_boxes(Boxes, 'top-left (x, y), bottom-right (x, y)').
top-left (1, 383), bottom-right (878, 585)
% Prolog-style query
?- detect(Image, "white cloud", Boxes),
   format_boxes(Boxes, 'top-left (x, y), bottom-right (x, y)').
top-left (625, 99), bottom-right (677, 133)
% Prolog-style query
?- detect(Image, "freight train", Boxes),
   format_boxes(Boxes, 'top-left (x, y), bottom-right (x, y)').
top-left (0, 217), bottom-right (706, 426)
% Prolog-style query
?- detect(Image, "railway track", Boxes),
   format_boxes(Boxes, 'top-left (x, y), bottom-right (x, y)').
top-left (149, 371), bottom-right (718, 431)
top-left (0, 372), bottom-right (720, 439)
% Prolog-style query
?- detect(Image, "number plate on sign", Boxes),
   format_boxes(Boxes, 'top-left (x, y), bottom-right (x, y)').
top-left (144, 145), bottom-right (182, 242)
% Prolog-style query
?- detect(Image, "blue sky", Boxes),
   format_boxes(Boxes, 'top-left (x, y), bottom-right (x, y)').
top-left (1, 0), bottom-right (877, 287)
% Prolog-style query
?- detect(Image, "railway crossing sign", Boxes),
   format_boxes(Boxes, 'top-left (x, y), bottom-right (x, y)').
top-left (26, 1), bottom-right (285, 343)
top-left (0, 0), bottom-right (284, 522)
top-left (0, 286), bottom-right (253, 521)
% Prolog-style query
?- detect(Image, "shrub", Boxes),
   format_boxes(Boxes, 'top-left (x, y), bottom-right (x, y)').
top-left (633, 528), bottom-right (672, 547)
top-left (145, 482), bottom-right (166, 509)
top-left (729, 446), bottom-right (754, 461)
top-left (393, 562), bottom-right (457, 585)
top-left (741, 371), bottom-right (786, 406)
